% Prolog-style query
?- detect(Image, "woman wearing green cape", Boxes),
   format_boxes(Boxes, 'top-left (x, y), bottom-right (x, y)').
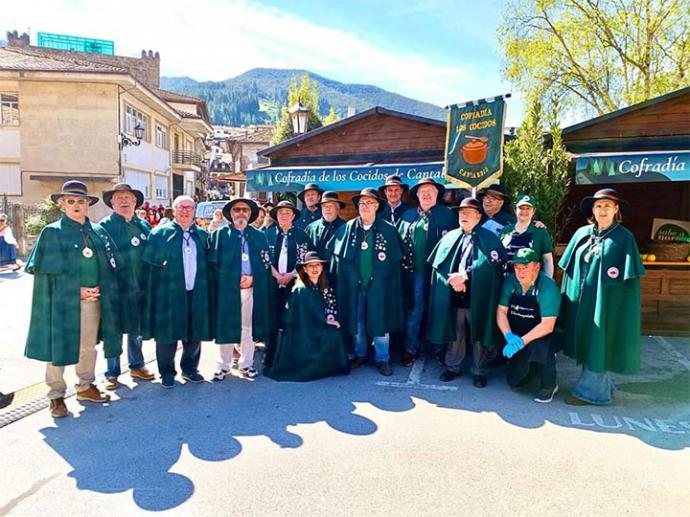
top-left (558, 189), bottom-right (645, 405)
top-left (265, 251), bottom-right (350, 382)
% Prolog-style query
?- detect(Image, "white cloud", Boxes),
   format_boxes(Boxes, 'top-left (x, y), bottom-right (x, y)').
top-left (4, 0), bottom-right (523, 124)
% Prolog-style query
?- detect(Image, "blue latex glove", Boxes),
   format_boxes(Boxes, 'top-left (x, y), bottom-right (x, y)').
top-left (502, 335), bottom-right (526, 358)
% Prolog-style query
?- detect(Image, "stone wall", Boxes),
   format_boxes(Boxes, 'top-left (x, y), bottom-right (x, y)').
top-left (6, 31), bottom-right (160, 88)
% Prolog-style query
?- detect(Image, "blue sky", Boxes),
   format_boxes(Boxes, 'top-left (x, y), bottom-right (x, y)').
top-left (5, 0), bottom-right (524, 124)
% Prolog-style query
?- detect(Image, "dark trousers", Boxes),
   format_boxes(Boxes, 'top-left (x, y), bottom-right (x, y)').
top-left (506, 350), bottom-right (557, 390)
top-left (155, 290), bottom-right (201, 377)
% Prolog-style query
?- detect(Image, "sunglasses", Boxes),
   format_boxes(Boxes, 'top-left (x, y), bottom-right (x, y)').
top-left (231, 207), bottom-right (251, 213)
top-left (65, 198), bottom-right (88, 205)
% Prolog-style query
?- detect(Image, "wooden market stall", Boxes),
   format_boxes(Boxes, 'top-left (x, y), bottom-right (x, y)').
top-left (557, 87), bottom-right (690, 335)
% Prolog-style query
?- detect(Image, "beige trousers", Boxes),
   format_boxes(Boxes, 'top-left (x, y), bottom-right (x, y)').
top-left (45, 300), bottom-right (100, 400)
top-left (218, 287), bottom-right (255, 370)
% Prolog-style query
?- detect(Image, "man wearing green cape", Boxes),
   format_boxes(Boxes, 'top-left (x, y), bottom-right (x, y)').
top-left (330, 188), bottom-right (404, 376)
top-left (304, 191), bottom-right (346, 261)
top-left (209, 198), bottom-right (274, 381)
top-left (99, 183), bottom-right (156, 390)
top-left (141, 195), bottom-right (212, 388)
top-left (427, 197), bottom-right (506, 388)
top-left (25, 180), bottom-right (122, 418)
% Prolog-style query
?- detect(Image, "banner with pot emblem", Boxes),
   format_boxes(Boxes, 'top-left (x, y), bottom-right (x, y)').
top-left (443, 96), bottom-right (507, 190)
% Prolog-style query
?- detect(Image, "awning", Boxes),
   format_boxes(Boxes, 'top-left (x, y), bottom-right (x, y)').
top-left (575, 150), bottom-right (690, 184)
top-left (246, 161), bottom-right (450, 192)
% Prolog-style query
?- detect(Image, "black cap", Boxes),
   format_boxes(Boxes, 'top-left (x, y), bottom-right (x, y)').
top-left (452, 197), bottom-right (482, 213)
top-left (352, 187), bottom-right (385, 212)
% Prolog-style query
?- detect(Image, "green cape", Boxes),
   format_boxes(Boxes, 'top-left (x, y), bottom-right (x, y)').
top-left (24, 215), bottom-right (123, 366)
top-left (141, 221), bottom-right (212, 343)
top-left (304, 217), bottom-right (345, 261)
top-left (209, 225), bottom-right (274, 344)
top-left (264, 283), bottom-right (349, 382)
top-left (99, 212), bottom-right (151, 335)
top-left (331, 217), bottom-right (404, 336)
top-left (557, 223), bottom-right (645, 374)
top-left (426, 226), bottom-right (506, 347)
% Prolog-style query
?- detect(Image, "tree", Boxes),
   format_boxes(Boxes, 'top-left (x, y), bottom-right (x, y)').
top-left (502, 98), bottom-right (571, 243)
top-left (499, 0), bottom-right (690, 117)
top-left (273, 75), bottom-right (324, 143)
top-left (322, 106), bottom-right (341, 125)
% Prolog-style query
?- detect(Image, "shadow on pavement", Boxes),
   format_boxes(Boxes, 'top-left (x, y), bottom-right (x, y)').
top-left (38, 336), bottom-right (689, 511)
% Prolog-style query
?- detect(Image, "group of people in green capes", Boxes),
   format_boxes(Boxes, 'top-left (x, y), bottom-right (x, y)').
top-left (24, 176), bottom-right (644, 418)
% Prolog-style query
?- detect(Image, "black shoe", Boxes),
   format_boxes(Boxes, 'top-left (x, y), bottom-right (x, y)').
top-left (350, 356), bottom-right (368, 370)
top-left (182, 372), bottom-right (204, 383)
top-left (472, 375), bottom-right (487, 388)
top-left (534, 385), bottom-right (559, 404)
top-left (435, 348), bottom-right (446, 366)
top-left (401, 352), bottom-right (416, 367)
top-left (377, 361), bottom-right (393, 376)
top-left (439, 370), bottom-right (461, 382)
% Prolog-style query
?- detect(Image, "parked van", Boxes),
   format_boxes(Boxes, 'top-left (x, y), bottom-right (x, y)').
top-left (195, 200), bottom-right (228, 227)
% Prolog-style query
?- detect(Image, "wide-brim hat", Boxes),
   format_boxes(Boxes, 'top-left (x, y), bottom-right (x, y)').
top-left (51, 180), bottom-right (99, 206)
top-left (352, 187), bottom-right (385, 212)
top-left (378, 174), bottom-right (409, 194)
top-left (452, 197), bottom-right (482, 213)
top-left (223, 198), bottom-right (259, 224)
top-left (297, 251), bottom-right (328, 266)
top-left (318, 190), bottom-right (346, 209)
top-left (479, 183), bottom-right (509, 200)
top-left (297, 183), bottom-right (324, 202)
top-left (410, 178), bottom-right (445, 197)
top-left (270, 200), bottom-right (301, 220)
top-left (580, 188), bottom-right (628, 218)
top-left (102, 183), bottom-right (144, 209)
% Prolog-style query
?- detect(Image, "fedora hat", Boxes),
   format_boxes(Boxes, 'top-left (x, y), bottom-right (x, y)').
top-left (269, 200), bottom-right (301, 220)
top-left (479, 183), bottom-right (509, 200)
top-left (318, 190), bottom-right (346, 209)
top-left (297, 183), bottom-right (324, 202)
top-left (452, 197), bottom-right (482, 213)
top-left (297, 251), bottom-right (328, 266)
top-left (378, 174), bottom-right (409, 194)
top-left (223, 198), bottom-right (259, 224)
top-left (410, 178), bottom-right (445, 197)
top-left (51, 180), bottom-right (99, 206)
top-left (102, 183), bottom-right (144, 209)
top-left (580, 188), bottom-right (628, 218)
top-left (352, 187), bottom-right (385, 212)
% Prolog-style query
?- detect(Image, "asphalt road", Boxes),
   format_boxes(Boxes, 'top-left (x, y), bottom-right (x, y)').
top-left (0, 318), bottom-right (688, 515)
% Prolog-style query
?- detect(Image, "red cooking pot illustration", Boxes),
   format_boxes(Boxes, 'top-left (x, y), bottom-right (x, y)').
top-left (461, 135), bottom-right (489, 165)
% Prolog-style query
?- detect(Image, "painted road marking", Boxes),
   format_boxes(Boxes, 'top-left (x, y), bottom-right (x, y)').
top-left (650, 335), bottom-right (690, 372)
top-left (376, 356), bottom-right (459, 392)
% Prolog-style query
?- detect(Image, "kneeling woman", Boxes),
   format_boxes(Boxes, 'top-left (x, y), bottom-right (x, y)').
top-left (265, 252), bottom-right (349, 382)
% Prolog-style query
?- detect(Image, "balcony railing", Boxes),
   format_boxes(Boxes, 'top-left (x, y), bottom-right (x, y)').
top-left (172, 151), bottom-right (202, 167)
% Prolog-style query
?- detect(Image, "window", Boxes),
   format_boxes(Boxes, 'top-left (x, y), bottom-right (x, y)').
top-left (155, 175), bottom-right (169, 199)
top-left (124, 169), bottom-right (150, 199)
top-left (1, 94), bottom-right (19, 125)
top-left (155, 124), bottom-right (168, 149)
top-left (125, 105), bottom-right (149, 141)
top-left (0, 163), bottom-right (21, 195)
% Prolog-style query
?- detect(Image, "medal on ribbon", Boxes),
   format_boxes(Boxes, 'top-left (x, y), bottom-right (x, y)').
top-left (82, 247), bottom-right (93, 258)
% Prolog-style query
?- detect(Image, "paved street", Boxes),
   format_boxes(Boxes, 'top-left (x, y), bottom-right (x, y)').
top-left (0, 272), bottom-right (688, 516)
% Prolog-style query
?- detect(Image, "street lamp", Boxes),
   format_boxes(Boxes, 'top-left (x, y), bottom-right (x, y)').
top-left (119, 122), bottom-right (144, 149)
top-left (288, 101), bottom-right (309, 135)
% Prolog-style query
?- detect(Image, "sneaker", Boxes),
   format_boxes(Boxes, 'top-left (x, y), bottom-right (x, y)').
top-left (213, 368), bottom-right (229, 382)
top-left (161, 375), bottom-right (175, 389)
top-left (49, 398), bottom-right (68, 418)
top-left (239, 366), bottom-right (258, 379)
top-left (440, 370), bottom-right (461, 382)
top-left (377, 361), bottom-right (393, 377)
top-left (182, 372), bottom-right (205, 383)
top-left (400, 352), bottom-right (416, 368)
top-left (231, 358), bottom-right (239, 370)
top-left (350, 356), bottom-right (368, 370)
top-left (472, 375), bottom-right (487, 388)
top-left (130, 367), bottom-right (156, 381)
top-left (105, 377), bottom-right (119, 391)
top-left (76, 384), bottom-right (111, 403)
top-left (534, 385), bottom-right (559, 404)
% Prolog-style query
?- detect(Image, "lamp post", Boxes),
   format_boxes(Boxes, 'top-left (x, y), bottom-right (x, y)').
top-left (288, 101), bottom-right (309, 135)
top-left (119, 122), bottom-right (144, 149)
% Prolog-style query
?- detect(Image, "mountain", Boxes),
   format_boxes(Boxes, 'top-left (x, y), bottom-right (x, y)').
top-left (160, 68), bottom-right (446, 126)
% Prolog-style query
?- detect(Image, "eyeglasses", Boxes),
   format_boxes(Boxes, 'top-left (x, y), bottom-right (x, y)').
top-left (359, 201), bottom-right (379, 207)
top-left (176, 205), bottom-right (195, 211)
top-left (65, 198), bottom-right (88, 205)
top-left (484, 195), bottom-right (502, 202)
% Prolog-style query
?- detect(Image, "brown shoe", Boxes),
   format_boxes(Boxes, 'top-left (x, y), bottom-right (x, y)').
top-left (350, 356), bottom-right (368, 370)
top-left (76, 384), bottom-right (111, 403)
top-left (130, 367), bottom-right (156, 381)
top-left (49, 398), bottom-right (68, 418)
top-left (105, 377), bottom-right (119, 391)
